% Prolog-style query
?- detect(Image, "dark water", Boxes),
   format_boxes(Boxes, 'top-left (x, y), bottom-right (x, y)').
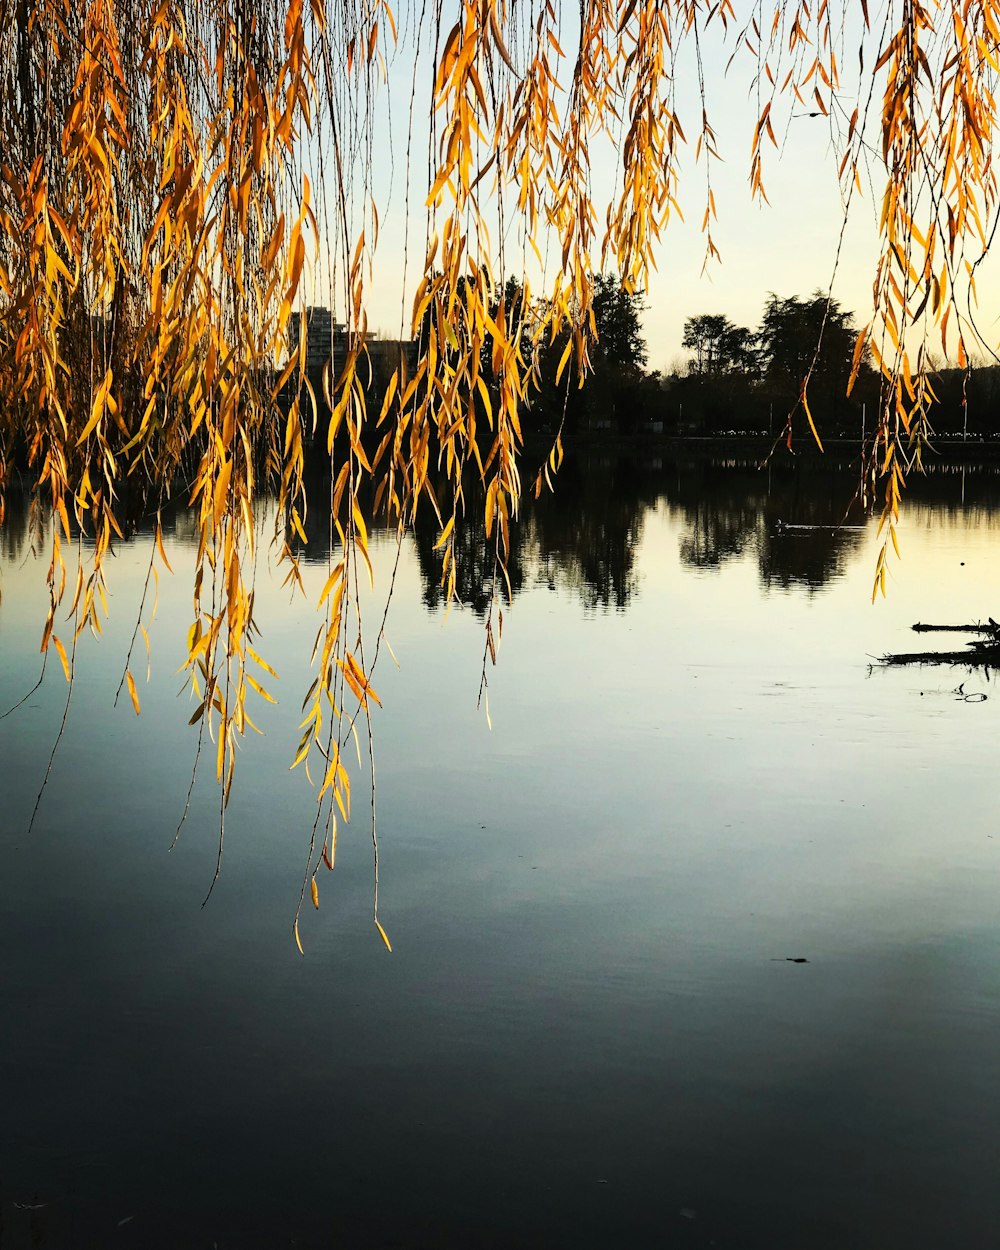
top-left (3, 454), bottom-right (1000, 1249)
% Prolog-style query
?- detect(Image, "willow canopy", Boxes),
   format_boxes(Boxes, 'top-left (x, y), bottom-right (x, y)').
top-left (0, 0), bottom-right (993, 941)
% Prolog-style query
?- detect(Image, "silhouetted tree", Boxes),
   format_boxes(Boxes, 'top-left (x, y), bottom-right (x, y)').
top-left (682, 314), bottom-right (759, 377)
top-left (528, 274), bottom-right (650, 435)
top-left (758, 291), bottom-right (858, 428)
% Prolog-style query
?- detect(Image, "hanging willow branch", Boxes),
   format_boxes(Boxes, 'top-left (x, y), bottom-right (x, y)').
top-left (1, 0), bottom-right (997, 939)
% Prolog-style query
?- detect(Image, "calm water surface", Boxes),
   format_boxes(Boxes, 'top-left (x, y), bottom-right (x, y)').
top-left (2, 455), bottom-right (1000, 1249)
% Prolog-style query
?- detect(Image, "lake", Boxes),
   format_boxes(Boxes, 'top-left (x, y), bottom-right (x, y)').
top-left (2, 450), bottom-right (1000, 1248)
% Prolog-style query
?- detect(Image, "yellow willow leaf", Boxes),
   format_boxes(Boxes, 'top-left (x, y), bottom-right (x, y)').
top-left (294, 919), bottom-right (305, 956)
top-left (376, 368), bottom-right (398, 425)
top-left (247, 646), bottom-right (278, 679)
top-left (322, 823), bottom-right (337, 869)
top-left (426, 168), bottom-right (454, 206)
top-left (488, 3), bottom-right (516, 72)
top-left (56, 496), bottom-right (72, 542)
top-left (485, 476), bottom-right (498, 539)
top-left (126, 670), bottom-right (141, 715)
top-left (311, 877), bottom-right (319, 909)
top-left (434, 514), bottom-right (455, 549)
top-left (354, 528), bottom-right (375, 590)
top-left (213, 459), bottom-right (233, 526)
top-left (847, 327), bottom-right (869, 395)
top-left (801, 386), bottom-right (824, 452)
top-left (317, 565), bottom-right (345, 609)
top-left (261, 213), bottom-right (285, 272)
top-left (375, 918), bottom-right (393, 952)
top-left (350, 230), bottom-right (365, 276)
top-left (155, 522), bottom-right (173, 573)
top-left (476, 375), bottom-right (494, 426)
top-left (48, 242), bottom-right (73, 284)
top-left (352, 502), bottom-right (369, 552)
top-left (76, 368), bottom-right (112, 444)
top-left (51, 634), bottom-right (71, 682)
top-left (246, 673), bottom-right (277, 704)
top-left (344, 653), bottom-right (382, 708)
top-left (435, 21), bottom-right (462, 93)
top-left (555, 336), bottom-right (573, 385)
top-left (290, 734), bottom-right (312, 770)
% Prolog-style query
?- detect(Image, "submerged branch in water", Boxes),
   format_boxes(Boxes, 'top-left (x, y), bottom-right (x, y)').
top-left (911, 621), bottom-right (997, 633)
top-left (880, 619), bottom-right (1000, 667)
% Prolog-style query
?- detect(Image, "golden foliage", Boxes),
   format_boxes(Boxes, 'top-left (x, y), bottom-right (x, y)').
top-left (0, 0), bottom-right (996, 939)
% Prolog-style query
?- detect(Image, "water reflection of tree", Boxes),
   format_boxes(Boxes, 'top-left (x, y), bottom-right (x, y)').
top-left (672, 460), bottom-right (768, 571)
top-left (678, 504), bottom-right (762, 569)
top-left (412, 456), bottom-right (658, 615)
top-left (527, 458), bottom-right (657, 611)
top-left (757, 462), bottom-right (866, 591)
top-left (0, 478), bottom-right (202, 562)
top-left (671, 458), bottom-right (867, 592)
top-left (0, 488), bottom-right (37, 562)
top-left (412, 500), bottom-right (526, 615)
top-left (760, 527), bottom-right (864, 591)
top-left (63, 452), bottom-right (997, 616)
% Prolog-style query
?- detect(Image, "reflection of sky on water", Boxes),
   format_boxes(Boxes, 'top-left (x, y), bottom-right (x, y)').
top-left (3, 456), bottom-right (1000, 1248)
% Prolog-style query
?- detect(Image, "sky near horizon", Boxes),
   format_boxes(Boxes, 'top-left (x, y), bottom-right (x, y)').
top-left (300, 2), bottom-right (1000, 377)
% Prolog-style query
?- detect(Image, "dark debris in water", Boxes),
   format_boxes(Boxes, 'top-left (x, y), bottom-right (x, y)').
top-left (880, 620), bottom-right (1000, 669)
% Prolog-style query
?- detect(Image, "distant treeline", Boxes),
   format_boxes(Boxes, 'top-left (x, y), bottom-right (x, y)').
top-left (542, 285), bottom-right (1000, 442)
top-left (307, 279), bottom-right (1000, 450)
top-left (664, 295), bottom-right (1000, 441)
top-left (263, 278), bottom-right (1000, 466)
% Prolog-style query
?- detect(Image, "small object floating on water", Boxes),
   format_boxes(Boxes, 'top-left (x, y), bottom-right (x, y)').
top-left (775, 520), bottom-right (865, 532)
top-left (770, 956), bottom-right (809, 963)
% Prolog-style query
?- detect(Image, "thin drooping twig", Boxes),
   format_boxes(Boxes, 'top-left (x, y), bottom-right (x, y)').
top-left (171, 708), bottom-right (208, 850)
top-left (201, 758), bottom-right (226, 908)
top-left (113, 536), bottom-right (157, 708)
top-left (202, 552), bottom-right (233, 908)
top-left (293, 451), bottom-right (356, 953)
top-left (350, 509), bottom-right (391, 951)
top-left (0, 652), bottom-right (48, 720)
top-left (27, 626), bottom-right (78, 837)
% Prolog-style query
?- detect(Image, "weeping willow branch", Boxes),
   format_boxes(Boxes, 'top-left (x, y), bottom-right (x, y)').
top-left (2, 0), bottom-right (999, 942)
